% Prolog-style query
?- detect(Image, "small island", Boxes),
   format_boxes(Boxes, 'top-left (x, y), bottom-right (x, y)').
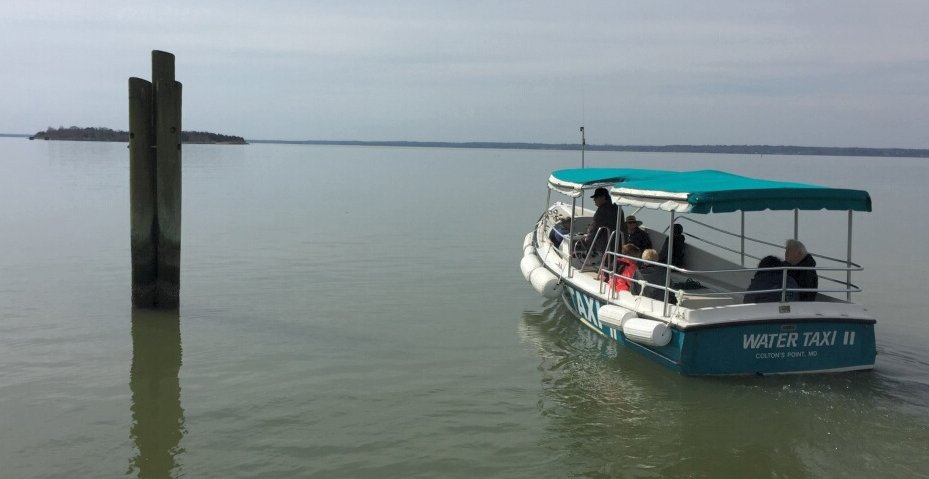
top-left (30, 126), bottom-right (247, 144)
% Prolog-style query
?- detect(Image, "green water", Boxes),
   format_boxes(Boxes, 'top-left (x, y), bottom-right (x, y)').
top-left (1, 138), bottom-right (927, 478)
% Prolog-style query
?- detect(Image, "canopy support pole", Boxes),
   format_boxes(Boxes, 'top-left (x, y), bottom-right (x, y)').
top-left (544, 188), bottom-right (551, 215)
top-left (740, 211), bottom-right (746, 267)
top-left (579, 127), bottom-right (586, 211)
top-left (793, 209), bottom-right (799, 240)
top-left (568, 197), bottom-right (577, 278)
top-left (663, 211), bottom-right (675, 317)
top-left (847, 210), bottom-right (853, 302)
top-left (613, 204), bottom-right (622, 255)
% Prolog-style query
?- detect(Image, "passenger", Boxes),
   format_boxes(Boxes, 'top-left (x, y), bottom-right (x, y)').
top-left (659, 223), bottom-right (686, 268)
top-left (624, 215), bottom-right (652, 251)
top-left (785, 239), bottom-right (818, 301)
top-left (638, 248), bottom-right (673, 302)
top-left (743, 255), bottom-right (798, 303)
top-left (610, 243), bottom-right (641, 293)
top-left (548, 219), bottom-right (570, 247)
top-left (580, 187), bottom-right (622, 255)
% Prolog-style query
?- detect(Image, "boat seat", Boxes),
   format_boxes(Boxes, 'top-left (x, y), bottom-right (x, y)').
top-left (677, 294), bottom-right (737, 308)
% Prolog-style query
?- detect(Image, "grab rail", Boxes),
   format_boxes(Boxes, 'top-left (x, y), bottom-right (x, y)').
top-left (534, 213), bottom-right (604, 279)
top-left (574, 227), bottom-right (613, 274)
top-left (538, 207), bottom-right (617, 278)
top-left (597, 251), bottom-right (864, 311)
top-left (676, 216), bottom-right (862, 269)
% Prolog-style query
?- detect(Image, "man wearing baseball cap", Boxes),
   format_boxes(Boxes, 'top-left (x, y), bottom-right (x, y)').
top-left (581, 187), bottom-right (623, 255)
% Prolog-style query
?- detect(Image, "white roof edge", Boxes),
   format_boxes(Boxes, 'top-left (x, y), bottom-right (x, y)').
top-left (548, 175), bottom-right (619, 198)
top-left (612, 188), bottom-right (692, 212)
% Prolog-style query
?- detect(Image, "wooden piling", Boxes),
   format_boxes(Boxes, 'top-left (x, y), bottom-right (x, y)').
top-left (129, 50), bottom-right (182, 308)
top-left (154, 51), bottom-right (182, 308)
top-left (129, 78), bottom-right (157, 307)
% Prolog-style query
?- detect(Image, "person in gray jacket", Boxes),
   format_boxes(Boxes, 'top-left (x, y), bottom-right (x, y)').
top-left (637, 248), bottom-right (674, 303)
top-left (785, 239), bottom-right (818, 301)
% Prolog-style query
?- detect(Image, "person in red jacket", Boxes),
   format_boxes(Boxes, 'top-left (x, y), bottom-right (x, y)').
top-left (610, 243), bottom-right (642, 292)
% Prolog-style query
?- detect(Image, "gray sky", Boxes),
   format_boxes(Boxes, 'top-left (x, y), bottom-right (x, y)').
top-left (3, 1), bottom-right (928, 147)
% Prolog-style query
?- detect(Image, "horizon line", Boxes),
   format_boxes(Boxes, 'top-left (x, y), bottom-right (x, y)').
top-left (245, 139), bottom-right (929, 158)
top-left (4, 133), bottom-right (929, 157)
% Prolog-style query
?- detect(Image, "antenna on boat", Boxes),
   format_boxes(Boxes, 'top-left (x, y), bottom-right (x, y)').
top-left (579, 126), bottom-right (586, 169)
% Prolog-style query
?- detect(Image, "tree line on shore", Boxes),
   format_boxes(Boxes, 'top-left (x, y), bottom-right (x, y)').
top-left (249, 139), bottom-right (929, 158)
top-left (31, 126), bottom-right (247, 144)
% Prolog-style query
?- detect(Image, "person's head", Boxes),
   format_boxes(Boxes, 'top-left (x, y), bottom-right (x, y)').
top-left (622, 243), bottom-right (642, 258)
top-left (641, 249), bottom-right (659, 263)
top-left (758, 255), bottom-right (784, 271)
top-left (590, 187), bottom-right (610, 207)
top-left (625, 215), bottom-right (643, 231)
top-left (672, 223), bottom-right (684, 235)
top-left (784, 239), bottom-right (807, 265)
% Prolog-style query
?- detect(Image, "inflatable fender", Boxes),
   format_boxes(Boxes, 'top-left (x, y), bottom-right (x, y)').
top-left (522, 232), bottom-right (533, 252)
top-left (529, 267), bottom-right (562, 299)
top-left (520, 254), bottom-right (542, 281)
top-left (598, 305), bottom-right (637, 330)
top-left (622, 317), bottom-right (672, 347)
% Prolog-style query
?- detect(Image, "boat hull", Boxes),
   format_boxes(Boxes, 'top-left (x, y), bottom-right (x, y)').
top-left (560, 281), bottom-right (876, 376)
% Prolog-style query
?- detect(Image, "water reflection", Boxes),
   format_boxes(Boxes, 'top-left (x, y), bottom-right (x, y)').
top-left (518, 300), bottom-right (929, 477)
top-left (128, 309), bottom-right (185, 478)
top-left (519, 300), bottom-right (826, 476)
top-left (519, 299), bottom-right (696, 476)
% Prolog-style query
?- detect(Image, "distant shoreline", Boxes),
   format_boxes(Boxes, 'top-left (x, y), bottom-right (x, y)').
top-left (27, 127), bottom-right (247, 144)
top-left (4, 133), bottom-right (927, 157)
top-left (248, 139), bottom-right (929, 158)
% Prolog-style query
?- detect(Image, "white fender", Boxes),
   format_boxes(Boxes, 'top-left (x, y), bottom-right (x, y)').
top-left (520, 254), bottom-right (542, 281)
top-left (598, 305), bottom-right (637, 330)
top-left (622, 317), bottom-right (672, 347)
top-left (522, 232), bottom-right (533, 251)
top-left (529, 267), bottom-right (562, 299)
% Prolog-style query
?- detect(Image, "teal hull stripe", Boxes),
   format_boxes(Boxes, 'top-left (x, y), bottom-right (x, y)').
top-left (559, 283), bottom-right (876, 375)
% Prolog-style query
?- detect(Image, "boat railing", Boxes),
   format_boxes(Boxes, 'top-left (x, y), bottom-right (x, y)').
top-left (672, 216), bottom-right (863, 299)
top-left (676, 216), bottom-right (863, 270)
top-left (572, 227), bottom-right (613, 275)
top-left (536, 210), bottom-right (617, 278)
top-left (538, 207), bottom-right (864, 305)
top-left (598, 251), bottom-right (864, 314)
top-left (534, 212), bottom-right (565, 262)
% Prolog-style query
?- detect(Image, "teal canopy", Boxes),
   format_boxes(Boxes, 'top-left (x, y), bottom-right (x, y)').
top-left (549, 168), bottom-right (872, 213)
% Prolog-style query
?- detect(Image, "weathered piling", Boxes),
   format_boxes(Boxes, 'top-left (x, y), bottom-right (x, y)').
top-left (130, 50), bottom-right (182, 308)
top-left (129, 78), bottom-right (156, 307)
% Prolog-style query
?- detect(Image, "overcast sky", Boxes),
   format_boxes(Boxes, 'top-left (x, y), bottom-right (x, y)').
top-left (3, 1), bottom-right (928, 147)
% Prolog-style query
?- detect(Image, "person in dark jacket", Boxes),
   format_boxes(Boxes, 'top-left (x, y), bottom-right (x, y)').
top-left (743, 255), bottom-right (798, 303)
top-left (637, 248), bottom-right (676, 303)
top-left (624, 215), bottom-right (652, 251)
top-left (785, 239), bottom-right (818, 301)
top-left (581, 187), bottom-right (622, 254)
top-left (659, 223), bottom-right (686, 268)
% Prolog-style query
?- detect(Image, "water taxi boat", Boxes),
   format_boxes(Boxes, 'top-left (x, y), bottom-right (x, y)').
top-left (520, 168), bottom-right (876, 375)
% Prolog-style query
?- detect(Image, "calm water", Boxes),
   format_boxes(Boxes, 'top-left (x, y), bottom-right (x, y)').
top-left (1, 138), bottom-right (928, 478)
